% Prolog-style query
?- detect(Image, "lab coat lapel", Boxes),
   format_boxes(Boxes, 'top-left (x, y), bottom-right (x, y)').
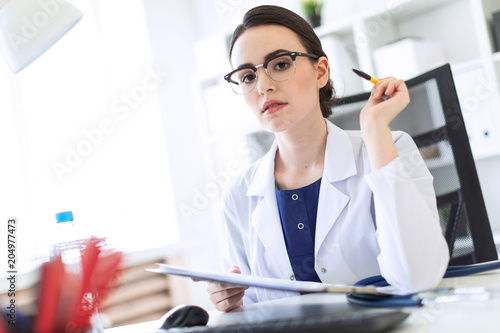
top-left (247, 140), bottom-right (292, 276)
top-left (315, 121), bottom-right (357, 256)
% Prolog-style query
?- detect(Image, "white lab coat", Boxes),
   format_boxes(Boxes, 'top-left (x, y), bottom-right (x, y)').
top-left (219, 120), bottom-right (449, 304)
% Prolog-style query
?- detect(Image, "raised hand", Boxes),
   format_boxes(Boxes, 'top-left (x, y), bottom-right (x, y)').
top-left (359, 77), bottom-right (410, 170)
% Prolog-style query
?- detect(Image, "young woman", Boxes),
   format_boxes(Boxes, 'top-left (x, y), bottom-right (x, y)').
top-left (206, 5), bottom-right (449, 312)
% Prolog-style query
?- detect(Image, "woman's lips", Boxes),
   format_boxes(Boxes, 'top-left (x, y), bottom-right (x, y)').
top-left (262, 100), bottom-right (287, 114)
top-left (264, 103), bottom-right (286, 114)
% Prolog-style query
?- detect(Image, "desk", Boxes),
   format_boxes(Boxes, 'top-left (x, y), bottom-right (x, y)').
top-left (105, 269), bottom-right (500, 333)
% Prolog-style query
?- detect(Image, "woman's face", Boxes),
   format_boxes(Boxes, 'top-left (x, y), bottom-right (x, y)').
top-left (231, 25), bottom-right (328, 134)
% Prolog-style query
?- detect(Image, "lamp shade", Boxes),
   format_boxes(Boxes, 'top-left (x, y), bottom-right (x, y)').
top-left (0, 0), bottom-right (83, 74)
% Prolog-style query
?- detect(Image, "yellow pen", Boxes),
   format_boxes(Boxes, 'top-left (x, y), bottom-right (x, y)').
top-left (352, 68), bottom-right (379, 84)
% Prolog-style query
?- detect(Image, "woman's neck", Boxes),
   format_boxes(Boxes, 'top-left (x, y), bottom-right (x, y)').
top-left (274, 114), bottom-right (328, 190)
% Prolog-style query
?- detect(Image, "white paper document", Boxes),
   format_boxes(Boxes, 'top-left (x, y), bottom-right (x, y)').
top-left (146, 263), bottom-right (395, 295)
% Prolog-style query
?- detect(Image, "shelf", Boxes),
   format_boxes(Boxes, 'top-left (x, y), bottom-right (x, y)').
top-left (379, 0), bottom-right (457, 22)
top-left (315, 0), bottom-right (456, 38)
top-left (450, 57), bottom-right (484, 74)
top-left (315, 16), bottom-right (353, 38)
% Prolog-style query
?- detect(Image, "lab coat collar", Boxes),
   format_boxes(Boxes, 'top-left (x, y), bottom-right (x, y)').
top-left (323, 120), bottom-right (358, 183)
top-left (246, 138), bottom-right (278, 197)
top-left (246, 120), bottom-right (358, 278)
top-left (246, 120), bottom-right (358, 197)
top-left (316, 121), bottom-right (356, 255)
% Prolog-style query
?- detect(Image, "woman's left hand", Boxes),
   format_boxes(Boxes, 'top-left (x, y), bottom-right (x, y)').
top-left (360, 77), bottom-right (410, 133)
top-left (359, 77), bottom-right (410, 170)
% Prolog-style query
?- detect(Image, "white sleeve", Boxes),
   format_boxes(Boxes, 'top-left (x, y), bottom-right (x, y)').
top-left (219, 190), bottom-right (258, 304)
top-left (364, 131), bottom-right (450, 293)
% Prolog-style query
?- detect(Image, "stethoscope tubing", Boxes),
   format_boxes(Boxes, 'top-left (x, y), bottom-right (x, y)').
top-left (346, 261), bottom-right (500, 307)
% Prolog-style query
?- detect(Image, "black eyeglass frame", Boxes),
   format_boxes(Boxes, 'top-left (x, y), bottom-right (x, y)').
top-left (223, 51), bottom-right (320, 92)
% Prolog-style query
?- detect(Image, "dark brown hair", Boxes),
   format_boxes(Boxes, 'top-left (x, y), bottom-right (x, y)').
top-left (228, 5), bottom-right (338, 118)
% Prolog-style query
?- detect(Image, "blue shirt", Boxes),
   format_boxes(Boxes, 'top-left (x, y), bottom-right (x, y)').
top-left (276, 178), bottom-right (322, 282)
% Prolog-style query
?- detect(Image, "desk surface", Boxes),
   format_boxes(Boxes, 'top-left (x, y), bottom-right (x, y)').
top-left (105, 269), bottom-right (500, 333)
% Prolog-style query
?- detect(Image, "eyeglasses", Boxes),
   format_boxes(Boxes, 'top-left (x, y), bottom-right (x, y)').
top-left (224, 52), bottom-right (319, 95)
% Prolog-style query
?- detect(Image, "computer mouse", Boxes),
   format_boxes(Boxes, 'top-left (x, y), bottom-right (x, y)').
top-left (159, 304), bottom-right (209, 329)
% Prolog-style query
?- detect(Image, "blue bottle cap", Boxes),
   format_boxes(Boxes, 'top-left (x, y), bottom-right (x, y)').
top-left (55, 211), bottom-right (74, 223)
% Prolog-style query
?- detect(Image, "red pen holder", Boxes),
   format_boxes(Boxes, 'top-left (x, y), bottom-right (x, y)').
top-left (33, 237), bottom-right (123, 333)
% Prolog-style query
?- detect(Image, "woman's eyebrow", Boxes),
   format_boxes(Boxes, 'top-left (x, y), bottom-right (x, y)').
top-left (235, 49), bottom-right (291, 70)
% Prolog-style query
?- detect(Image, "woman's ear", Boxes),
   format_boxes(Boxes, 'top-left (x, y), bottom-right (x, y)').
top-left (316, 56), bottom-right (330, 89)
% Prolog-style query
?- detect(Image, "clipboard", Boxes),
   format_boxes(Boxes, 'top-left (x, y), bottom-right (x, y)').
top-left (146, 263), bottom-right (398, 295)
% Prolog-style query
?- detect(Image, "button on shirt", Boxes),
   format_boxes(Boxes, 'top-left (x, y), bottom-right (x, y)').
top-left (276, 178), bottom-right (322, 282)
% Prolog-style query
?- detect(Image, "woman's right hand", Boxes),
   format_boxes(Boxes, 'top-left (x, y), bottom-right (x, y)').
top-left (206, 266), bottom-right (248, 312)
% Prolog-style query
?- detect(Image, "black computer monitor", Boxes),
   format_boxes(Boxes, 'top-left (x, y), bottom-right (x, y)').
top-left (330, 64), bottom-right (497, 265)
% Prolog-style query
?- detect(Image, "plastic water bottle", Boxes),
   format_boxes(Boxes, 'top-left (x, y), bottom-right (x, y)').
top-left (50, 211), bottom-right (104, 332)
top-left (50, 211), bottom-right (83, 276)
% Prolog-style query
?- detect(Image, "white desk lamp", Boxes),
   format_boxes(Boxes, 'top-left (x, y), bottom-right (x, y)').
top-left (0, 0), bottom-right (83, 74)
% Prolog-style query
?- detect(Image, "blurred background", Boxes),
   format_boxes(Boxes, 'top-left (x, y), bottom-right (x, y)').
top-left (1, 0), bottom-right (500, 327)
